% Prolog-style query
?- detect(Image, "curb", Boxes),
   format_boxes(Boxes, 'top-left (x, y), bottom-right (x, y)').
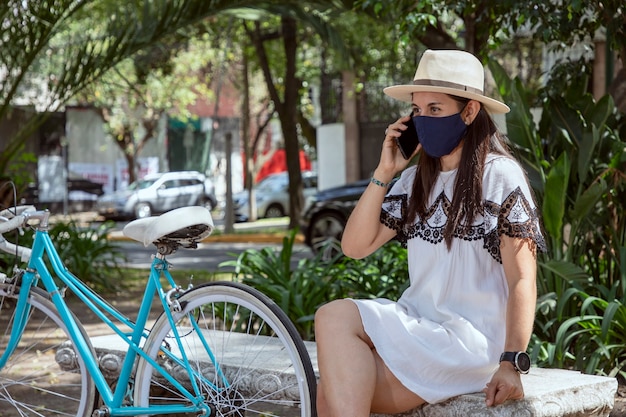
top-left (202, 233), bottom-right (305, 244)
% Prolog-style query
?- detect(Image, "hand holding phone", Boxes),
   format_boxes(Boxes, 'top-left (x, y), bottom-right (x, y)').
top-left (394, 112), bottom-right (420, 160)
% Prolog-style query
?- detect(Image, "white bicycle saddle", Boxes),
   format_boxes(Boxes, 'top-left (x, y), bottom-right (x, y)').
top-left (123, 206), bottom-right (214, 248)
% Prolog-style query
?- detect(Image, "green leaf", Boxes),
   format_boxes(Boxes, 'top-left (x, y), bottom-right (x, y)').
top-left (576, 129), bottom-right (598, 185)
top-left (539, 259), bottom-right (589, 282)
top-left (588, 94), bottom-right (614, 131)
top-left (570, 180), bottom-right (604, 222)
top-left (555, 315), bottom-right (597, 356)
top-left (556, 287), bottom-right (584, 319)
top-left (550, 99), bottom-right (582, 147)
top-left (601, 301), bottom-right (623, 341)
top-left (542, 152), bottom-right (570, 240)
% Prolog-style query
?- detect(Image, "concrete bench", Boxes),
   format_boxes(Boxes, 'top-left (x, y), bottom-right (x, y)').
top-left (62, 334), bottom-right (617, 417)
top-left (306, 345), bottom-right (617, 417)
top-left (370, 368), bottom-right (616, 416)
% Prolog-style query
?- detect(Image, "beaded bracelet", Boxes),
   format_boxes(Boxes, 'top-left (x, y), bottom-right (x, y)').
top-left (370, 177), bottom-right (389, 188)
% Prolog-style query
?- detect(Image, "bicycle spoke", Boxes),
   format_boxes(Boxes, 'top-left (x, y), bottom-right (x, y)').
top-left (0, 285), bottom-right (95, 417)
top-left (134, 281), bottom-right (316, 417)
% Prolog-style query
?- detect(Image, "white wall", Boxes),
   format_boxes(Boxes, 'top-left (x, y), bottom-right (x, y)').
top-left (316, 123), bottom-right (346, 190)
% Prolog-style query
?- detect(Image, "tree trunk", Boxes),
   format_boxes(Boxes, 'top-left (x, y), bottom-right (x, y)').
top-left (246, 18), bottom-right (304, 229)
top-left (609, 47), bottom-right (626, 113)
top-left (242, 47), bottom-right (258, 221)
top-left (123, 131), bottom-right (138, 185)
top-left (279, 17), bottom-right (304, 230)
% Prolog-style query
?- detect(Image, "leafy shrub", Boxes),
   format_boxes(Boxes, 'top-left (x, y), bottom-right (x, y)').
top-left (223, 230), bottom-right (409, 340)
top-left (490, 58), bottom-right (625, 376)
top-left (222, 230), bottom-right (345, 340)
top-left (532, 275), bottom-right (626, 380)
top-left (1, 219), bottom-right (127, 293)
top-left (334, 240), bottom-right (409, 301)
top-left (556, 287), bottom-right (626, 380)
top-left (48, 220), bottom-right (127, 293)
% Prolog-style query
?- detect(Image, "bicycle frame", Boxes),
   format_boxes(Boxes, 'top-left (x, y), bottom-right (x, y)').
top-left (0, 216), bottom-right (220, 416)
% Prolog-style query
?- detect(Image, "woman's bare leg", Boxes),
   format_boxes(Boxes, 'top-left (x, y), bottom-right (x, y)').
top-left (370, 349), bottom-right (426, 414)
top-left (315, 299), bottom-right (425, 417)
top-left (315, 299), bottom-right (377, 417)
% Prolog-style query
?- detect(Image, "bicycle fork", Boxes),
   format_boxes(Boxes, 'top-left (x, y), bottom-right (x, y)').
top-left (0, 269), bottom-right (37, 369)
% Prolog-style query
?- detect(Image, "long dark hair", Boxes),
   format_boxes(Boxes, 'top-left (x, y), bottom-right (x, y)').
top-left (405, 96), bottom-right (514, 248)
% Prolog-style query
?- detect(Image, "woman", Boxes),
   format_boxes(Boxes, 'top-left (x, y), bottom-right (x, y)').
top-left (314, 49), bottom-right (547, 417)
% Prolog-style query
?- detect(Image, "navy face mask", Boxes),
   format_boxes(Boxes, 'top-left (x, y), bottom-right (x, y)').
top-left (412, 113), bottom-right (468, 158)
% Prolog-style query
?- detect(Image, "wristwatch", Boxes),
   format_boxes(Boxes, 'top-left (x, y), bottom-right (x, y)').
top-left (499, 351), bottom-right (531, 374)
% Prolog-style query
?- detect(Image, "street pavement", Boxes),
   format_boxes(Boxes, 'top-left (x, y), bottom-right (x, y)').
top-left (116, 239), bottom-right (313, 271)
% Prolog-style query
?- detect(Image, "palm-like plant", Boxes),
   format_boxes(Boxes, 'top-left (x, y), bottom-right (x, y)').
top-left (490, 59), bottom-right (626, 376)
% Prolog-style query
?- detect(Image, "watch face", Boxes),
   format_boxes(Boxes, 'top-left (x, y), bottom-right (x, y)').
top-left (516, 352), bottom-right (531, 372)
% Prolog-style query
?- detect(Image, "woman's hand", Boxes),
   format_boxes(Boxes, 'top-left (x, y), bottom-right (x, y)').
top-left (483, 364), bottom-right (524, 407)
top-left (377, 114), bottom-right (421, 181)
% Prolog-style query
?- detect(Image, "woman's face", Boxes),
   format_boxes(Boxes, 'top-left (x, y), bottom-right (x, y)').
top-left (410, 92), bottom-right (465, 118)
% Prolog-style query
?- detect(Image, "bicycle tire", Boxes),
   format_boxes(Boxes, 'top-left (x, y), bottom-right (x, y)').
top-left (0, 283), bottom-right (96, 417)
top-left (134, 281), bottom-right (317, 417)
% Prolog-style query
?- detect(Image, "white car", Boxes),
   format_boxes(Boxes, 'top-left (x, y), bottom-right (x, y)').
top-left (97, 171), bottom-right (217, 219)
top-left (233, 171), bottom-right (318, 221)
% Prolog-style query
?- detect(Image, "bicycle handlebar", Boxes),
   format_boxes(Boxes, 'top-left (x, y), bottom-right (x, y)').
top-left (0, 216), bottom-right (24, 234)
top-left (0, 205), bottom-right (42, 262)
top-left (0, 205), bottom-right (36, 220)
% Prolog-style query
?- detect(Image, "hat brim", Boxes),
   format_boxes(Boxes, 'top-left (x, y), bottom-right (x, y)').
top-left (384, 85), bottom-right (510, 114)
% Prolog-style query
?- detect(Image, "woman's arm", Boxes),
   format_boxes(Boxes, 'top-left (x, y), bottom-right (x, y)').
top-left (484, 235), bottom-right (537, 407)
top-left (501, 236), bottom-right (537, 353)
top-left (341, 115), bottom-right (418, 259)
top-left (341, 175), bottom-right (397, 259)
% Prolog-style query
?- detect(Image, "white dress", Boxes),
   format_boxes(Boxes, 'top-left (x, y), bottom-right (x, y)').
top-left (351, 154), bottom-right (546, 404)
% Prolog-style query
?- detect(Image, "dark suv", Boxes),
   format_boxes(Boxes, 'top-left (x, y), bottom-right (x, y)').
top-left (300, 179), bottom-right (370, 258)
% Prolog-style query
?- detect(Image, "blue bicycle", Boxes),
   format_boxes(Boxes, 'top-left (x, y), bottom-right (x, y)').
top-left (0, 205), bottom-right (316, 417)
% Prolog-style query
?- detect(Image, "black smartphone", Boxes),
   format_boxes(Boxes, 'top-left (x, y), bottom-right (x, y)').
top-left (394, 113), bottom-right (419, 160)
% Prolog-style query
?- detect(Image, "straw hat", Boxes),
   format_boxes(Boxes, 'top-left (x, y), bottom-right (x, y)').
top-left (383, 49), bottom-right (510, 114)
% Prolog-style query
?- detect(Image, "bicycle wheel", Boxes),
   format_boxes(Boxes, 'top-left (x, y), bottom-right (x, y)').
top-left (134, 281), bottom-right (317, 417)
top-left (0, 284), bottom-right (96, 417)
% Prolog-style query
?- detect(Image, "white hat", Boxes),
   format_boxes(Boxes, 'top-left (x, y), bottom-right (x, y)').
top-left (383, 49), bottom-right (510, 114)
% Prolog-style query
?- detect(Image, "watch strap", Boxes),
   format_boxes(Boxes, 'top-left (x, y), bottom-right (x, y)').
top-left (499, 351), bottom-right (530, 374)
top-left (500, 351), bottom-right (517, 363)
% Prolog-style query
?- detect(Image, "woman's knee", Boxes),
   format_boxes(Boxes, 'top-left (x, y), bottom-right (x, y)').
top-left (315, 299), bottom-right (355, 326)
top-left (315, 299), bottom-right (362, 337)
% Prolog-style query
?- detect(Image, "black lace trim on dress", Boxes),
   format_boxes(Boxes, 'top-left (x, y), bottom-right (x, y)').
top-left (380, 194), bottom-right (408, 241)
top-left (380, 187), bottom-right (547, 263)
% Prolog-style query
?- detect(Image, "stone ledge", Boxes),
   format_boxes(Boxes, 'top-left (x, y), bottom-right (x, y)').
top-left (305, 340), bottom-right (617, 416)
top-left (69, 334), bottom-right (617, 417)
top-left (370, 368), bottom-right (616, 417)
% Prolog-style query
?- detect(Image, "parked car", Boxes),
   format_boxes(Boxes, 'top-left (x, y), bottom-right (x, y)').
top-left (233, 171), bottom-right (318, 222)
top-left (300, 179), bottom-right (370, 257)
top-left (96, 171), bottom-right (217, 219)
top-left (302, 177), bottom-right (402, 257)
